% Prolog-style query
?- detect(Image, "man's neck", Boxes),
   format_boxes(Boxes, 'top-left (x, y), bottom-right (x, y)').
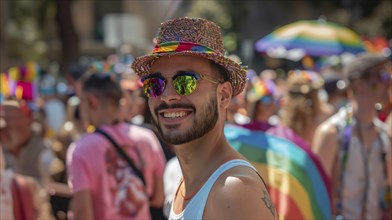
top-left (351, 100), bottom-right (375, 125)
top-left (94, 108), bottom-right (122, 128)
top-left (174, 128), bottom-right (239, 188)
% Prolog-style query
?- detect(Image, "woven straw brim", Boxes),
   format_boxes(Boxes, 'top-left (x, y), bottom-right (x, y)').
top-left (131, 51), bottom-right (247, 97)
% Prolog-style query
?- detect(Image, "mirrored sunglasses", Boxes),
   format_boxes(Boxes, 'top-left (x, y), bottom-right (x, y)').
top-left (141, 71), bottom-right (220, 98)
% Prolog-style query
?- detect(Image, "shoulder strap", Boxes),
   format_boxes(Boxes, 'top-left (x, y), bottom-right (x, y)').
top-left (94, 128), bottom-right (146, 185)
top-left (185, 159), bottom-right (258, 219)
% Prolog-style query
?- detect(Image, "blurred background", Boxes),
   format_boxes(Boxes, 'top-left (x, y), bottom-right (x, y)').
top-left (0, 1), bottom-right (391, 219)
top-left (1, 0), bottom-right (391, 74)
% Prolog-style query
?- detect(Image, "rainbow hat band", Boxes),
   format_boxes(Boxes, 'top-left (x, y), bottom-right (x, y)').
top-left (132, 17), bottom-right (247, 97)
top-left (0, 61), bottom-right (40, 102)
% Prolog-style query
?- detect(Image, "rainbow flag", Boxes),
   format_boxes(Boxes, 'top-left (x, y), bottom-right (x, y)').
top-left (224, 124), bottom-right (331, 220)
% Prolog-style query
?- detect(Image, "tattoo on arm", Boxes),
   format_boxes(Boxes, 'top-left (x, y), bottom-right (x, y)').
top-left (262, 189), bottom-right (276, 217)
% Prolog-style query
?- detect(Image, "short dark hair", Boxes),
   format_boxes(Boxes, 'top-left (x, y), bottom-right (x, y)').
top-left (81, 72), bottom-right (123, 106)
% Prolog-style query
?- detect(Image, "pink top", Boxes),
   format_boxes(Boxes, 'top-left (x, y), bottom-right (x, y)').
top-left (67, 123), bottom-right (166, 219)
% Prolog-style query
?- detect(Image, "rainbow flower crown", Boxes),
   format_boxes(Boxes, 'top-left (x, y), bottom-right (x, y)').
top-left (287, 70), bottom-right (324, 94)
top-left (246, 78), bottom-right (277, 103)
top-left (0, 62), bottom-right (40, 102)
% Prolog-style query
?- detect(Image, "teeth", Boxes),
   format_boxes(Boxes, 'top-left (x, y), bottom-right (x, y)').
top-left (163, 112), bottom-right (187, 118)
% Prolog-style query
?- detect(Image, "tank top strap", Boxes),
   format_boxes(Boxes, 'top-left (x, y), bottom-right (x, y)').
top-left (184, 159), bottom-right (257, 219)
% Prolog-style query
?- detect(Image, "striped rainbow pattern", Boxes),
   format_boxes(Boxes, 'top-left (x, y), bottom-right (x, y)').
top-left (153, 41), bottom-right (215, 54)
top-left (256, 20), bottom-right (366, 56)
top-left (247, 79), bottom-right (276, 102)
top-left (224, 124), bottom-right (331, 219)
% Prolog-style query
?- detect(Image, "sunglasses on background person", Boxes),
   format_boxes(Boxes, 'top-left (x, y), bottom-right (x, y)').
top-left (141, 71), bottom-right (221, 98)
top-left (362, 69), bottom-right (391, 83)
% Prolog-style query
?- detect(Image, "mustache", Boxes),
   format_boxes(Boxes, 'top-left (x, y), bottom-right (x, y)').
top-left (154, 103), bottom-right (196, 115)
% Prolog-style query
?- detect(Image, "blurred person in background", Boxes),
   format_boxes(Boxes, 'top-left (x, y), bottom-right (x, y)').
top-left (386, 68), bottom-right (392, 138)
top-left (313, 53), bottom-right (391, 219)
top-left (0, 99), bottom-right (57, 218)
top-left (120, 70), bottom-right (175, 162)
top-left (120, 71), bottom-right (146, 125)
top-left (226, 70), bottom-right (256, 125)
top-left (49, 95), bottom-right (83, 220)
top-left (38, 73), bottom-right (67, 138)
top-left (242, 76), bottom-right (280, 132)
top-left (66, 71), bottom-right (166, 219)
top-left (0, 146), bottom-right (54, 219)
top-left (269, 70), bottom-right (334, 148)
top-left (0, 99), bottom-right (60, 186)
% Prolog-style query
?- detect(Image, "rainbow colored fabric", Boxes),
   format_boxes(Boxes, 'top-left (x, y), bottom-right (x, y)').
top-left (0, 62), bottom-right (40, 102)
top-left (255, 20), bottom-right (366, 56)
top-left (224, 124), bottom-right (331, 219)
top-left (247, 79), bottom-right (276, 103)
top-left (153, 42), bottom-right (216, 54)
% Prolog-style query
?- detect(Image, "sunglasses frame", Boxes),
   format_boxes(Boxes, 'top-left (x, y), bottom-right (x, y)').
top-left (141, 71), bottom-right (221, 98)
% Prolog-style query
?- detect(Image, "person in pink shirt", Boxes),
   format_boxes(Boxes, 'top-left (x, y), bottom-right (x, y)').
top-left (66, 72), bottom-right (166, 219)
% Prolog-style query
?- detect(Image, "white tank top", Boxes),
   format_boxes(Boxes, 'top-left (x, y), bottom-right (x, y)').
top-left (169, 159), bottom-right (258, 220)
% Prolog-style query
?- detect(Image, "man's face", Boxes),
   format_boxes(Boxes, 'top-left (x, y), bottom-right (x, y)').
top-left (147, 55), bottom-right (220, 145)
top-left (0, 105), bottom-right (32, 151)
top-left (356, 63), bottom-right (390, 103)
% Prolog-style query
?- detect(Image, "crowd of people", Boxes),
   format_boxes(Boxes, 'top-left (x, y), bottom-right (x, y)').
top-left (0, 17), bottom-right (391, 219)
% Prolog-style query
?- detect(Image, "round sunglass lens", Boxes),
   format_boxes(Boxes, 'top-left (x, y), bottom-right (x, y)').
top-left (143, 77), bottom-right (165, 97)
top-left (173, 75), bottom-right (197, 95)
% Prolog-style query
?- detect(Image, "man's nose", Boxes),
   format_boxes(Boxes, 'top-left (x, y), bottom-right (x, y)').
top-left (160, 81), bottom-right (181, 103)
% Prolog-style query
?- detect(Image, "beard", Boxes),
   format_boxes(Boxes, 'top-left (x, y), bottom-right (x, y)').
top-left (151, 95), bottom-right (219, 145)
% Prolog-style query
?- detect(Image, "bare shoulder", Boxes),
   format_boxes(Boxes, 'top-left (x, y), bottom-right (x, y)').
top-left (312, 119), bottom-right (339, 177)
top-left (313, 119), bottom-right (339, 150)
top-left (204, 165), bottom-right (277, 219)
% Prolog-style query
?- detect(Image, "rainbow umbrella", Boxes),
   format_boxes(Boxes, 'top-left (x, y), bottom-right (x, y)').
top-left (255, 19), bottom-right (366, 57)
top-left (224, 124), bottom-right (331, 220)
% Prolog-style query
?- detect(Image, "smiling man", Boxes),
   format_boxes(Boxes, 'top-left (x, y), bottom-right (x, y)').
top-left (132, 17), bottom-right (276, 219)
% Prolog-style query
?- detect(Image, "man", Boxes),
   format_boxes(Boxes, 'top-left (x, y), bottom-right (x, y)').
top-left (242, 77), bottom-right (279, 132)
top-left (0, 99), bottom-right (55, 219)
top-left (0, 145), bottom-right (50, 219)
top-left (0, 100), bottom-right (57, 185)
top-left (66, 72), bottom-right (166, 219)
top-left (313, 53), bottom-right (391, 219)
top-left (132, 17), bottom-right (276, 219)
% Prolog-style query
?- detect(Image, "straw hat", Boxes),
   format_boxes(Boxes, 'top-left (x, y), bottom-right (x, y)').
top-left (131, 17), bottom-right (247, 96)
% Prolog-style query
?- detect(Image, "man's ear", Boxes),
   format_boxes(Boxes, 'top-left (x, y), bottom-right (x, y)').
top-left (87, 94), bottom-right (99, 110)
top-left (218, 81), bottom-right (233, 109)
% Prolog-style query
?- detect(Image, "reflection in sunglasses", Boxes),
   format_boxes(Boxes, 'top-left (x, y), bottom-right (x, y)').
top-left (141, 71), bottom-right (220, 98)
